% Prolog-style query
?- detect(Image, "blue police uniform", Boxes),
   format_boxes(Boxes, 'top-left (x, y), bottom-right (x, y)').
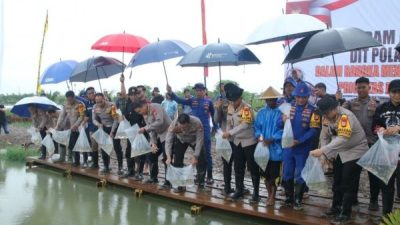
top-left (171, 83), bottom-right (215, 180)
top-left (277, 82), bottom-right (319, 209)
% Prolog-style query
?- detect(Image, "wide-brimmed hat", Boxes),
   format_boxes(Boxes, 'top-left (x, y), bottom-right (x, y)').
top-left (259, 87), bottom-right (282, 99)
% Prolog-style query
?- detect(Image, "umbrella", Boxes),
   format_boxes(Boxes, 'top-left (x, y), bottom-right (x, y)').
top-left (128, 39), bottom-right (192, 84)
top-left (245, 14), bottom-right (326, 45)
top-left (91, 32), bottom-right (149, 63)
top-left (395, 42), bottom-right (400, 53)
top-left (283, 27), bottom-right (382, 88)
top-left (69, 56), bottom-right (125, 91)
top-left (178, 41), bottom-right (260, 88)
top-left (11, 96), bottom-right (60, 118)
top-left (40, 60), bottom-right (78, 89)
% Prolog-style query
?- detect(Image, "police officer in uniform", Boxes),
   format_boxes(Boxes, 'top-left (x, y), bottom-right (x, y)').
top-left (311, 95), bottom-right (368, 225)
top-left (278, 82), bottom-right (318, 210)
top-left (221, 83), bottom-right (260, 203)
top-left (55, 91), bottom-right (85, 165)
top-left (165, 113), bottom-right (207, 192)
top-left (342, 77), bottom-right (379, 210)
top-left (167, 83), bottom-right (216, 184)
top-left (132, 100), bottom-right (172, 185)
top-left (81, 87), bottom-right (98, 168)
top-left (92, 93), bottom-right (122, 174)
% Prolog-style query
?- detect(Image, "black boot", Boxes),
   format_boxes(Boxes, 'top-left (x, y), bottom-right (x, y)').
top-left (331, 194), bottom-right (353, 224)
top-left (73, 152), bottom-right (80, 167)
top-left (283, 180), bottom-right (294, 207)
top-left (229, 175), bottom-right (244, 201)
top-left (294, 183), bottom-right (305, 210)
top-left (249, 176), bottom-right (260, 204)
top-left (206, 168), bottom-right (214, 185)
top-left (121, 158), bottom-right (135, 178)
top-left (39, 146), bottom-right (46, 160)
top-left (144, 162), bottom-right (159, 184)
top-left (90, 151), bottom-right (99, 169)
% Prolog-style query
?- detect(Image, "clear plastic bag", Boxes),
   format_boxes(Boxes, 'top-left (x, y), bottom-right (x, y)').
top-left (42, 134), bottom-right (55, 155)
top-left (49, 128), bottom-right (71, 146)
top-left (73, 127), bottom-right (92, 152)
top-left (357, 133), bottom-right (400, 184)
top-left (166, 164), bottom-right (194, 188)
top-left (115, 119), bottom-right (131, 139)
top-left (279, 103), bottom-right (294, 148)
top-left (254, 142), bottom-right (270, 172)
top-left (301, 156), bottom-right (328, 194)
top-left (125, 124), bottom-right (139, 144)
top-left (215, 130), bottom-right (232, 162)
top-left (92, 128), bottom-right (113, 155)
top-left (130, 133), bottom-right (152, 158)
top-left (27, 127), bottom-right (42, 145)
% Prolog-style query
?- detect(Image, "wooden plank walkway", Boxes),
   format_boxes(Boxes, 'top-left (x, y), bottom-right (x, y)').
top-left (26, 157), bottom-right (381, 225)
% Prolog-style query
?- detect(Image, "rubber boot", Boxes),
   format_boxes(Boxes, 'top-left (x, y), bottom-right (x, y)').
top-left (332, 193), bottom-right (353, 224)
top-left (73, 152), bottom-right (80, 167)
top-left (206, 168), bottom-right (214, 185)
top-left (53, 145), bottom-right (66, 163)
top-left (90, 151), bottom-right (99, 169)
top-left (67, 148), bottom-right (73, 163)
top-left (121, 158), bottom-right (135, 178)
top-left (283, 180), bottom-right (294, 207)
top-left (249, 176), bottom-right (260, 204)
top-left (229, 175), bottom-right (244, 201)
top-left (144, 162), bottom-right (159, 184)
top-left (117, 156), bottom-right (123, 175)
top-left (294, 183), bottom-right (305, 210)
top-left (39, 146), bottom-right (46, 160)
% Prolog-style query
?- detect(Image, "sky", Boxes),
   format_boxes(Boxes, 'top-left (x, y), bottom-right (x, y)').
top-left (0, 0), bottom-right (287, 95)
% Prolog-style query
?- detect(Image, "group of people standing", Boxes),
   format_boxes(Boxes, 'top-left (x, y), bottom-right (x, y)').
top-left (28, 73), bottom-right (400, 225)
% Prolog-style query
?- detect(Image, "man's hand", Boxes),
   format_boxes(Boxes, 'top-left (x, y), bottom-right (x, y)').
top-left (215, 99), bottom-right (223, 109)
top-left (110, 132), bottom-right (115, 139)
top-left (166, 84), bottom-right (172, 93)
top-left (151, 143), bottom-right (159, 154)
top-left (310, 149), bottom-right (323, 157)
top-left (170, 126), bottom-right (182, 133)
top-left (191, 156), bottom-right (198, 166)
top-left (166, 155), bottom-right (172, 165)
top-left (222, 132), bottom-right (231, 139)
top-left (71, 125), bottom-right (78, 132)
top-left (292, 140), bottom-right (300, 147)
top-left (120, 74), bottom-right (125, 83)
top-left (384, 126), bottom-right (400, 136)
top-left (282, 114), bottom-right (288, 122)
top-left (138, 127), bottom-right (146, 134)
top-left (97, 124), bottom-right (103, 129)
top-left (263, 138), bottom-right (274, 146)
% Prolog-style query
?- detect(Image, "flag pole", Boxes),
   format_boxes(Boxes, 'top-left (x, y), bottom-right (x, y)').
top-left (201, 0), bottom-right (208, 88)
top-left (36, 10), bottom-right (48, 95)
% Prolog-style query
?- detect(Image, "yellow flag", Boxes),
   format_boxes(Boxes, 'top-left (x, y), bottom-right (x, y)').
top-left (36, 11), bottom-right (48, 95)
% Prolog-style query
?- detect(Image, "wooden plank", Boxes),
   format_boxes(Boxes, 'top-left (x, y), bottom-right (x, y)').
top-left (26, 157), bottom-right (376, 225)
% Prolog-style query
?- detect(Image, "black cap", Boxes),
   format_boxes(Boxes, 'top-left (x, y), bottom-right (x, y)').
top-left (317, 95), bottom-right (338, 114)
top-left (65, 90), bottom-right (75, 98)
top-left (128, 86), bottom-right (136, 95)
top-left (152, 87), bottom-right (160, 93)
top-left (315, 82), bottom-right (326, 89)
top-left (225, 83), bottom-right (243, 101)
top-left (389, 79), bottom-right (400, 92)
top-left (192, 83), bottom-right (206, 90)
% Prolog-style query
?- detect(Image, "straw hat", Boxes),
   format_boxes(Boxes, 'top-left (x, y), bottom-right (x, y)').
top-left (259, 87), bottom-right (282, 99)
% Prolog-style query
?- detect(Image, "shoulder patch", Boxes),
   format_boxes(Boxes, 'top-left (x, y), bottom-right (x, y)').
top-left (241, 106), bottom-right (252, 123)
top-left (337, 114), bottom-right (352, 138)
top-left (309, 113), bottom-right (321, 128)
top-left (111, 105), bottom-right (117, 118)
top-left (78, 103), bottom-right (85, 116)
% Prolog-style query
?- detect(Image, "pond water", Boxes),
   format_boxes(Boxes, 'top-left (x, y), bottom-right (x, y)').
top-left (0, 160), bottom-right (282, 225)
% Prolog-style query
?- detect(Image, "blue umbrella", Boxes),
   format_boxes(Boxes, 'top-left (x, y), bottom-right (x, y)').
top-left (40, 60), bottom-right (78, 85)
top-left (128, 39), bottom-right (192, 84)
top-left (177, 41), bottom-right (261, 86)
top-left (11, 96), bottom-right (60, 118)
top-left (70, 56), bottom-right (125, 92)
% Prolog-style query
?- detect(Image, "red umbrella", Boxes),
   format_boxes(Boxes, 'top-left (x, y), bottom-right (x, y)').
top-left (91, 32), bottom-right (149, 53)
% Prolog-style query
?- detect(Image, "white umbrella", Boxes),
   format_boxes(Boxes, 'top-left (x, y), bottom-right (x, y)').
top-left (11, 96), bottom-right (60, 118)
top-left (245, 14), bottom-right (326, 45)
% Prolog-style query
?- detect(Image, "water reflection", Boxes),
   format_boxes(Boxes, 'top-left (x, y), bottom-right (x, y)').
top-left (0, 161), bottom-right (271, 225)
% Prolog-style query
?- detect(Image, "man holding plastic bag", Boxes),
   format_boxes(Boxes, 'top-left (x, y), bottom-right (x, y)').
top-left (221, 83), bottom-right (260, 204)
top-left (92, 93), bottom-right (121, 174)
top-left (55, 91), bottom-right (85, 165)
top-left (366, 79), bottom-right (400, 220)
top-left (165, 113), bottom-right (207, 193)
top-left (310, 95), bottom-right (368, 225)
top-left (254, 87), bottom-right (283, 207)
top-left (277, 82), bottom-right (318, 210)
top-left (28, 105), bottom-right (49, 159)
top-left (133, 100), bottom-right (172, 185)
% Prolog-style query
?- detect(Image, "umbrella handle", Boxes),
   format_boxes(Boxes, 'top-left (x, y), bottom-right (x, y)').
top-left (162, 61), bottom-right (169, 85)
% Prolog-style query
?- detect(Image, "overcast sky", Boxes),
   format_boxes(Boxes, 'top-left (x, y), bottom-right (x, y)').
top-left (0, 0), bottom-right (286, 95)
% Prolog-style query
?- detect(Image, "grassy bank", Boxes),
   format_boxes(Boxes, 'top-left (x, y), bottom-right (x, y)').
top-left (0, 143), bottom-right (38, 161)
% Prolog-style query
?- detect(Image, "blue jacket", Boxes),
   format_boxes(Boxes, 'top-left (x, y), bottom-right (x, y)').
top-left (171, 92), bottom-right (215, 129)
top-left (77, 96), bottom-right (96, 132)
top-left (277, 103), bottom-right (317, 152)
top-left (254, 105), bottom-right (283, 161)
top-left (277, 95), bottom-right (294, 105)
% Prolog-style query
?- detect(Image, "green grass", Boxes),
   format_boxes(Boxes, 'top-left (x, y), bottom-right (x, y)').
top-left (0, 144), bottom-right (38, 161)
top-left (10, 121), bottom-right (32, 128)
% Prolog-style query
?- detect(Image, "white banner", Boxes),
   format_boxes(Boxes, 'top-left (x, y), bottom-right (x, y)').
top-left (286, 0), bottom-right (400, 97)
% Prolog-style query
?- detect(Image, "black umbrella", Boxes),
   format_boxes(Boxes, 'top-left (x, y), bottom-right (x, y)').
top-left (70, 56), bottom-right (125, 91)
top-left (283, 27), bottom-right (382, 89)
top-left (395, 42), bottom-right (400, 53)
